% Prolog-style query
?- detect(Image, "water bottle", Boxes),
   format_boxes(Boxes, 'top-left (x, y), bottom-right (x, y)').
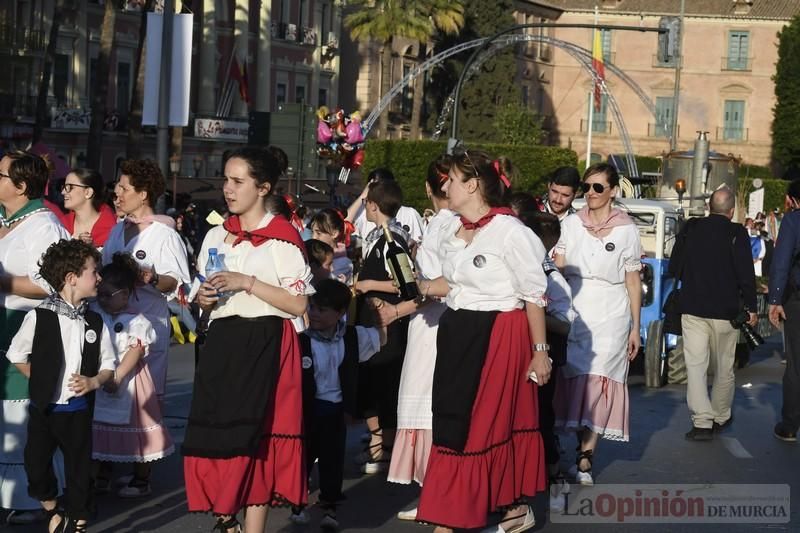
top-left (205, 248), bottom-right (229, 298)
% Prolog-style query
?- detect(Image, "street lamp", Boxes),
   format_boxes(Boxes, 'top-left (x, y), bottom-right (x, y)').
top-left (169, 155), bottom-right (181, 209)
top-left (193, 155), bottom-right (203, 178)
top-left (675, 178), bottom-right (686, 209)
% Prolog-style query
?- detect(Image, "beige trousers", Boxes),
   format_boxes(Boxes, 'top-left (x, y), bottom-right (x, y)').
top-left (681, 314), bottom-right (739, 429)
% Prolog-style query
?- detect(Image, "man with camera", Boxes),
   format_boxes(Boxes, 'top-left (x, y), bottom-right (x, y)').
top-left (767, 180), bottom-right (800, 442)
top-left (669, 187), bottom-right (757, 441)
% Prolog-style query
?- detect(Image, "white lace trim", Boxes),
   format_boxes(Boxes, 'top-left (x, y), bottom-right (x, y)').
top-left (555, 420), bottom-right (629, 442)
top-left (91, 445), bottom-right (174, 463)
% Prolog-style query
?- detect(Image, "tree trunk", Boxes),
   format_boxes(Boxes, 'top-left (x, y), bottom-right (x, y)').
top-left (169, 126), bottom-right (182, 209)
top-left (410, 41), bottom-right (427, 140)
top-left (33, 0), bottom-right (64, 144)
top-left (378, 38), bottom-right (393, 140)
top-left (127, 0), bottom-right (155, 159)
top-left (86, 0), bottom-right (117, 169)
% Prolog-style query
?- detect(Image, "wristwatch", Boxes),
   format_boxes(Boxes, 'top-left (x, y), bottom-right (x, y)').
top-left (533, 343), bottom-right (550, 352)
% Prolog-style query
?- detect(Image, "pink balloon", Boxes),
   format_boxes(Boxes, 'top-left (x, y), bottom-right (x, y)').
top-left (345, 121), bottom-right (364, 144)
top-left (317, 120), bottom-right (332, 144)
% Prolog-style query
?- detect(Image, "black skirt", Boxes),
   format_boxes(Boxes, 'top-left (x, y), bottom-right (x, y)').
top-left (182, 315), bottom-right (283, 458)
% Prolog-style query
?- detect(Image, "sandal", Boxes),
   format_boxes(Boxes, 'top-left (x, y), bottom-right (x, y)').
top-left (212, 516), bottom-right (242, 533)
top-left (72, 521), bottom-right (88, 533)
top-left (575, 449), bottom-right (594, 486)
top-left (44, 507), bottom-right (68, 533)
top-left (353, 428), bottom-right (383, 464)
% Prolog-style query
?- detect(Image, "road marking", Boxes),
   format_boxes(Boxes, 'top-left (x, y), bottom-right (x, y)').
top-left (721, 436), bottom-right (753, 458)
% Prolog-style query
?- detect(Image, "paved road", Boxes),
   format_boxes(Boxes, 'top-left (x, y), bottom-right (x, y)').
top-left (4, 336), bottom-right (798, 532)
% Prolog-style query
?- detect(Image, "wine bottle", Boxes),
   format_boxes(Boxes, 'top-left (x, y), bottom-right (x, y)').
top-left (382, 222), bottom-right (420, 301)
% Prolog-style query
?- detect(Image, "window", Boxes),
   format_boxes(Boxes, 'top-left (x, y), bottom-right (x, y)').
top-left (53, 54), bottom-right (69, 106)
top-left (587, 94), bottom-right (608, 133)
top-left (117, 62), bottom-right (130, 117)
top-left (727, 31), bottom-right (749, 70)
top-left (600, 29), bottom-right (612, 62)
top-left (654, 96), bottom-right (674, 137)
top-left (321, 2), bottom-right (329, 43)
top-left (723, 100), bottom-right (745, 140)
top-left (295, 85), bottom-right (306, 103)
top-left (276, 83), bottom-right (287, 106)
top-left (522, 86), bottom-right (529, 107)
top-left (280, 0), bottom-right (290, 23)
top-left (318, 88), bottom-right (328, 107)
top-left (401, 64), bottom-right (412, 117)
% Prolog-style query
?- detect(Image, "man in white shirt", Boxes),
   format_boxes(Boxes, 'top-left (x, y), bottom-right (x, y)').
top-left (346, 168), bottom-right (424, 246)
top-left (542, 167), bottom-right (581, 223)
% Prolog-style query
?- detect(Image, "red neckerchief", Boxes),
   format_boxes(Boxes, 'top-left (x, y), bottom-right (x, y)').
top-left (459, 207), bottom-right (516, 230)
top-left (223, 214), bottom-right (307, 258)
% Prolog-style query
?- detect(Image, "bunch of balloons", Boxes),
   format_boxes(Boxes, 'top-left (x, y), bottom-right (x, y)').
top-left (316, 106), bottom-right (366, 170)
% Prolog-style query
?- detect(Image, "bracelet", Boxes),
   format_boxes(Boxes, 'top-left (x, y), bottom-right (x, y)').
top-left (246, 275), bottom-right (257, 295)
top-left (533, 343), bottom-right (550, 352)
top-left (395, 305), bottom-right (400, 319)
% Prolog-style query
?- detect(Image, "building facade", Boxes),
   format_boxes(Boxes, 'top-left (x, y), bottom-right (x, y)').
top-left (0, 0), bottom-right (342, 187)
top-left (546, 0), bottom-right (800, 166)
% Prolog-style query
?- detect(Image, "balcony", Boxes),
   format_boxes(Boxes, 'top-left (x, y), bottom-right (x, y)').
top-left (270, 22), bottom-right (317, 46)
top-left (0, 25), bottom-right (46, 54)
top-left (0, 93), bottom-right (36, 118)
top-left (652, 54), bottom-right (677, 68)
top-left (721, 56), bottom-right (753, 71)
top-left (716, 126), bottom-right (749, 142)
top-left (648, 123), bottom-right (679, 138)
top-left (580, 119), bottom-right (612, 134)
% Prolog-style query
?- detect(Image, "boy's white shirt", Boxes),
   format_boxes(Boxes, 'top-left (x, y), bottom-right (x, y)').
top-left (6, 307), bottom-right (116, 404)
top-left (546, 266), bottom-right (577, 324)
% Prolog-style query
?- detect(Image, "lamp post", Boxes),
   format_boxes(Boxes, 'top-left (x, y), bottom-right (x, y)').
top-left (169, 155), bottom-right (181, 209)
top-left (193, 155), bottom-right (203, 178)
top-left (675, 178), bottom-right (686, 211)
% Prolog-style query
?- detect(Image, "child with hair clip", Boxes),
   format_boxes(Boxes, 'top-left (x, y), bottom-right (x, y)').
top-left (90, 252), bottom-right (174, 498)
top-left (310, 208), bottom-right (355, 286)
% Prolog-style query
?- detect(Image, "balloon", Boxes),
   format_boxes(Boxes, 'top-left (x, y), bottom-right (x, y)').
top-left (344, 149), bottom-right (365, 170)
top-left (345, 120), bottom-right (364, 145)
top-left (317, 120), bottom-right (333, 144)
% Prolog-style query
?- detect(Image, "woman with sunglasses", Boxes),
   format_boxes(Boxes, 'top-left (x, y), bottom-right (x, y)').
top-left (0, 151), bottom-right (70, 527)
top-left (61, 169), bottom-right (117, 248)
top-left (415, 149), bottom-right (550, 533)
top-left (552, 163), bottom-right (643, 486)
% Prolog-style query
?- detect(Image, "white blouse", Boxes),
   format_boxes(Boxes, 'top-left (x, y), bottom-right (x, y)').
top-left (555, 214), bottom-right (643, 284)
top-left (416, 209), bottom-right (455, 280)
top-left (435, 214), bottom-right (548, 312)
top-left (7, 309), bottom-right (116, 405)
top-left (0, 210), bottom-right (69, 311)
top-left (198, 213), bottom-right (315, 320)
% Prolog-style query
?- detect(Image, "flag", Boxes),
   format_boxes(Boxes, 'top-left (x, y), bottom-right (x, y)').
top-left (591, 29), bottom-right (605, 112)
top-left (229, 56), bottom-right (250, 104)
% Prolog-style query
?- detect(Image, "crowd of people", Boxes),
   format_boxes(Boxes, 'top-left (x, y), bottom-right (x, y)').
top-left (0, 144), bottom-right (796, 533)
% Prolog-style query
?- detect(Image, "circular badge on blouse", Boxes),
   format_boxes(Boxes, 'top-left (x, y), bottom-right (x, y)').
top-left (85, 329), bottom-right (98, 344)
top-left (114, 322), bottom-right (123, 333)
top-left (473, 255), bottom-right (487, 268)
top-left (301, 356), bottom-right (313, 370)
top-left (135, 250), bottom-right (147, 260)
top-left (605, 242), bottom-right (616, 252)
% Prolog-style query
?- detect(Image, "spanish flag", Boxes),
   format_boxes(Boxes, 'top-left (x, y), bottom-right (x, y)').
top-left (591, 29), bottom-right (605, 112)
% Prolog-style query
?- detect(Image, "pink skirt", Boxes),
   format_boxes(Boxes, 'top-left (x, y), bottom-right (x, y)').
top-left (553, 372), bottom-right (630, 442)
top-left (387, 429), bottom-right (432, 486)
top-left (92, 363), bottom-right (174, 462)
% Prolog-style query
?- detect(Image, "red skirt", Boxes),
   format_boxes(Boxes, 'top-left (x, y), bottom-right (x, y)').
top-left (184, 319), bottom-right (307, 514)
top-left (416, 309), bottom-right (546, 529)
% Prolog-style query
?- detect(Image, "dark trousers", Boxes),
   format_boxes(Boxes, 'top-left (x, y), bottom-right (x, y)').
top-left (537, 376), bottom-right (559, 467)
top-left (24, 406), bottom-right (93, 520)
top-left (307, 400), bottom-right (346, 507)
top-left (782, 295), bottom-right (800, 431)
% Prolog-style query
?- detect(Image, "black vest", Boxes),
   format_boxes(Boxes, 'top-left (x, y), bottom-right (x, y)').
top-left (29, 308), bottom-right (103, 410)
top-left (299, 326), bottom-right (360, 420)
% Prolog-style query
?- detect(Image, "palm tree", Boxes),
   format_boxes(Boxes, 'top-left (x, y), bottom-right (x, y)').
top-left (344, 0), bottom-right (433, 139)
top-left (87, 0), bottom-right (120, 169)
top-left (410, 0), bottom-right (463, 139)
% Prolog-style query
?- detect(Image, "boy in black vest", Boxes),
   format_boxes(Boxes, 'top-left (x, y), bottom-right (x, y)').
top-left (290, 279), bottom-right (384, 530)
top-left (6, 239), bottom-right (116, 533)
top-left (352, 179), bottom-right (411, 475)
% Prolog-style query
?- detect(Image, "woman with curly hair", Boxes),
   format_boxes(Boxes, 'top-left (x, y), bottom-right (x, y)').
top-left (0, 151), bottom-right (70, 525)
top-left (101, 159), bottom-right (190, 497)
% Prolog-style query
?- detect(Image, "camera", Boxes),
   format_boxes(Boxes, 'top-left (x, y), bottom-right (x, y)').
top-left (731, 309), bottom-right (764, 350)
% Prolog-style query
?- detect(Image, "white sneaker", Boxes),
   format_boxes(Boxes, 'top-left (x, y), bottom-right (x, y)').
top-left (480, 506), bottom-right (535, 533)
top-left (575, 470), bottom-right (594, 486)
top-left (549, 478), bottom-right (570, 513)
top-left (397, 508), bottom-right (417, 521)
top-left (361, 458), bottom-right (389, 474)
top-left (289, 509), bottom-right (311, 525)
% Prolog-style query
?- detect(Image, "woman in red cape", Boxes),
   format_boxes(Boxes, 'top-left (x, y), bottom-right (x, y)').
top-left (60, 168), bottom-right (117, 247)
top-left (182, 146), bottom-right (313, 533)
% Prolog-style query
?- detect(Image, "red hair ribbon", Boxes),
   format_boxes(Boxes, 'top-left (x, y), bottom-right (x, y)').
top-left (283, 194), bottom-right (304, 233)
top-left (493, 160), bottom-right (511, 188)
top-left (334, 209), bottom-right (354, 247)
top-left (437, 170), bottom-right (449, 184)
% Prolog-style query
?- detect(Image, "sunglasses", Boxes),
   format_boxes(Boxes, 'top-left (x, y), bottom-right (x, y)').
top-left (452, 148), bottom-right (479, 178)
top-left (581, 182), bottom-right (611, 194)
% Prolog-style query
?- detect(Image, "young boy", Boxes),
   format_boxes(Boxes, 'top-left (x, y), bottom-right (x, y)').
top-left (353, 179), bottom-right (411, 474)
top-left (305, 238), bottom-right (335, 287)
top-left (6, 239), bottom-right (116, 533)
top-left (290, 279), bottom-right (384, 530)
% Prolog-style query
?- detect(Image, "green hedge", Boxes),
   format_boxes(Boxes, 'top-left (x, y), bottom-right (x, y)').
top-left (362, 140), bottom-right (578, 212)
top-left (740, 178), bottom-right (787, 214)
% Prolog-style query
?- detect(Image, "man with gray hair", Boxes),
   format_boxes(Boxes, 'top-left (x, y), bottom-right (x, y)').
top-left (668, 187), bottom-right (757, 441)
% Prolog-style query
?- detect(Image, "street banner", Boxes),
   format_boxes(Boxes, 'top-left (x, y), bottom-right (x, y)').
top-left (143, 13), bottom-right (194, 126)
top-left (748, 187), bottom-right (764, 220)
